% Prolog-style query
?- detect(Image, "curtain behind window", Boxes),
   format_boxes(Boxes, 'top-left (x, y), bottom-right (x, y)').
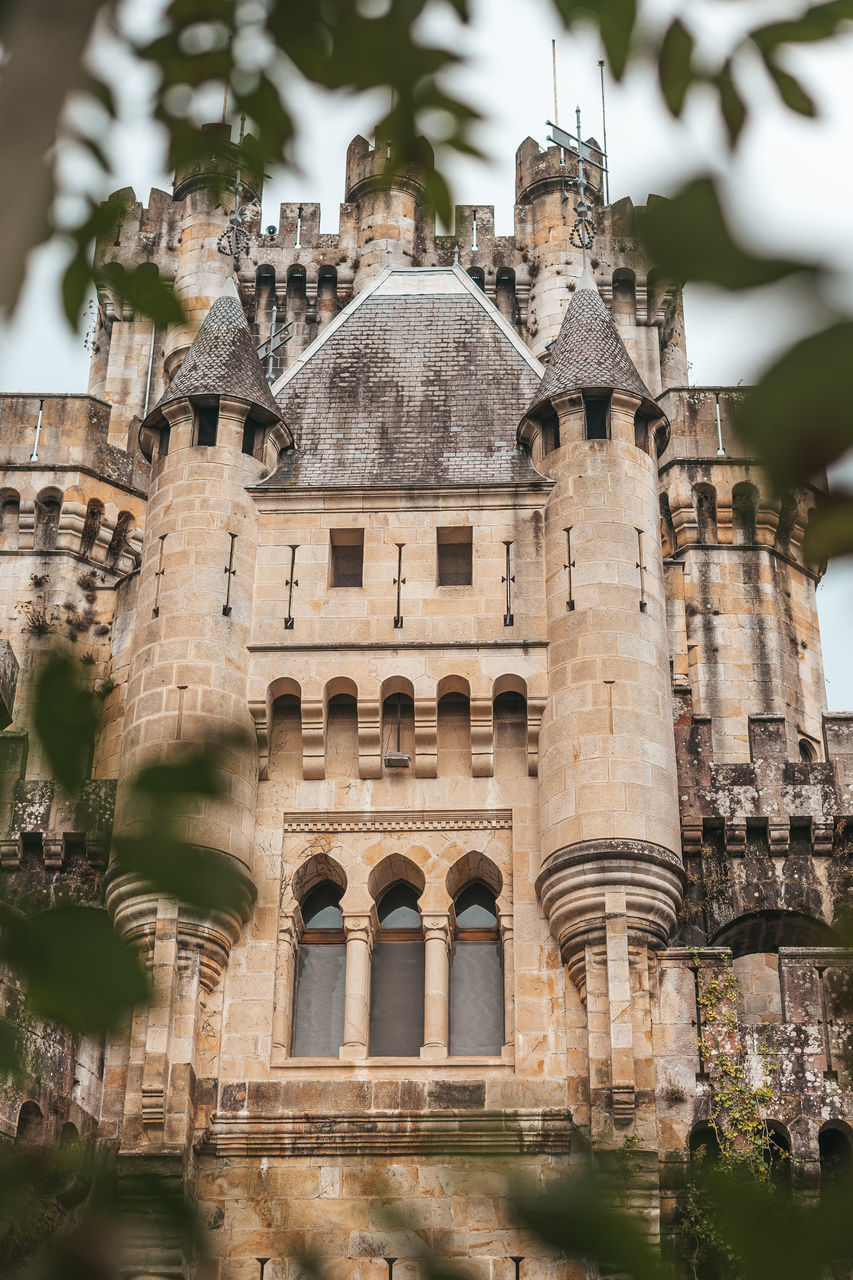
top-left (369, 940), bottom-right (425, 1056)
top-left (291, 943), bottom-right (346, 1057)
top-left (450, 939), bottom-right (504, 1055)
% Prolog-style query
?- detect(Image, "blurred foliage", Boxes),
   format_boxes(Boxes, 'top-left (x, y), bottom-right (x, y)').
top-left (1, 0), bottom-right (852, 549)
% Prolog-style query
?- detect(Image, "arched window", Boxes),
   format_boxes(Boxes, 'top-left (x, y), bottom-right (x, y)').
top-left (318, 267), bottom-right (338, 323)
top-left (694, 483), bottom-right (718, 544)
top-left (820, 1124), bottom-right (853, 1198)
top-left (34, 496), bottom-right (60, 552)
top-left (494, 689), bottom-right (527, 777)
top-left (0, 491), bottom-right (21, 551)
top-left (689, 1124), bottom-right (721, 1166)
top-left (16, 1101), bottom-right (44, 1145)
top-left (437, 690), bottom-right (471, 777)
top-left (764, 1124), bottom-right (791, 1191)
top-left (612, 269), bottom-right (637, 326)
top-left (369, 883), bottom-right (424, 1056)
top-left (60, 1121), bottom-right (80, 1145)
top-left (467, 267), bottom-right (485, 291)
top-left (291, 883), bottom-right (346, 1058)
top-left (326, 692), bottom-right (358, 778)
top-left (495, 268), bottom-right (516, 322)
top-left (450, 883), bottom-right (503, 1056)
top-left (80, 497), bottom-right (104, 558)
top-left (732, 482), bottom-right (759, 545)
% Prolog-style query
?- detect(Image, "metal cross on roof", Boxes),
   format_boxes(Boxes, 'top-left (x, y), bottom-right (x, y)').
top-left (217, 115), bottom-right (253, 260)
top-left (546, 107), bottom-right (609, 257)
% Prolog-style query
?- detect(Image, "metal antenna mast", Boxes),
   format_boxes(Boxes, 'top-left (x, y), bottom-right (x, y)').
top-left (598, 60), bottom-right (610, 204)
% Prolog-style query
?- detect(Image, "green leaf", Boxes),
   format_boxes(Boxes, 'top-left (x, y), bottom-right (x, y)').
top-left (0, 907), bottom-right (148, 1033)
top-left (96, 262), bottom-right (184, 327)
top-left (61, 252), bottom-right (93, 331)
top-left (802, 493), bottom-right (853, 562)
top-left (658, 18), bottom-right (694, 116)
top-left (765, 61), bottom-right (818, 115)
top-left (638, 177), bottom-right (811, 290)
top-left (552, 0), bottom-right (637, 80)
top-left (735, 321), bottom-right (853, 491)
top-left (512, 1171), bottom-right (666, 1280)
top-left (113, 836), bottom-right (251, 914)
top-left (751, 0), bottom-right (853, 53)
top-left (716, 60), bottom-right (748, 145)
top-left (32, 652), bottom-right (100, 795)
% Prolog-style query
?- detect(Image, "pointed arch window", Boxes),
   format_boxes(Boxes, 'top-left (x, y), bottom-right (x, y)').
top-left (291, 883), bottom-right (346, 1058)
top-left (449, 882), bottom-right (503, 1056)
top-left (369, 883), bottom-right (425, 1056)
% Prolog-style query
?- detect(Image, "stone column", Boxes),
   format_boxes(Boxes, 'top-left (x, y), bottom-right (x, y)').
top-left (500, 913), bottom-right (515, 1054)
top-left (271, 915), bottom-right (298, 1062)
top-left (340, 915), bottom-right (372, 1060)
top-left (422, 915), bottom-right (450, 1059)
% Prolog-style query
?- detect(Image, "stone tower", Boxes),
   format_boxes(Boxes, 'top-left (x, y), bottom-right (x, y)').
top-left (522, 271), bottom-right (683, 1136)
top-left (105, 277), bottom-right (288, 1164)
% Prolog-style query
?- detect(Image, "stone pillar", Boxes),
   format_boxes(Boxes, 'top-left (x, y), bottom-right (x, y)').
top-left (271, 915), bottom-right (298, 1061)
top-left (422, 915), bottom-right (450, 1058)
top-left (340, 915), bottom-right (372, 1060)
top-left (500, 913), bottom-right (515, 1054)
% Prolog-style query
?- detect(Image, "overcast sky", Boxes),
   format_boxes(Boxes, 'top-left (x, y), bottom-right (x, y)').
top-left (2, 0), bottom-right (852, 705)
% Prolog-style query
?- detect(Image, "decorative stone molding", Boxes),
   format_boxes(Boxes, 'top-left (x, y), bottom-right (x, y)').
top-left (283, 809), bottom-right (512, 834)
top-left (536, 839), bottom-right (686, 991)
top-left (201, 1108), bottom-right (572, 1157)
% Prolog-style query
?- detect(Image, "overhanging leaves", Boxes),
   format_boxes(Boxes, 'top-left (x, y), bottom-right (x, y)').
top-left (0, 906), bottom-right (148, 1033)
top-left (658, 19), bottom-right (694, 116)
top-left (638, 177), bottom-right (812, 290)
top-left (735, 320), bottom-right (853, 490)
top-left (32, 652), bottom-right (101, 795)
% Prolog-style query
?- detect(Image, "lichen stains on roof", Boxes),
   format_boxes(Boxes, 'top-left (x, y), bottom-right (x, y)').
top-left (527, 268), bottom-right (660, 421)
top-left (261, 268), bottom-right (546, 489)
top-left (146, 276), bottom-right (282, 427)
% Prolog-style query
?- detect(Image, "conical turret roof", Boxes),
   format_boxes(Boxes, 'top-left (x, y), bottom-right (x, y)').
top-left (527, 268), bottom-right (662, 420)
top-left (145, 276), bottom-right (282, 426)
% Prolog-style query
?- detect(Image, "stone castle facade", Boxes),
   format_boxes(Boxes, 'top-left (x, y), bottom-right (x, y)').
top-left (1, 123), bottom-right (852, 1277)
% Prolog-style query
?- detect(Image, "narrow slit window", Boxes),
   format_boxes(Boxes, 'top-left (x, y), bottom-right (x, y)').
top-left (584, 395), bottom-right (610, 441)
top-left (437, 527), bottom-right (473, 586)
top-left (194, 403), bottom-right (218, 447)
top-left (330, 529), bottom-right (364, 588)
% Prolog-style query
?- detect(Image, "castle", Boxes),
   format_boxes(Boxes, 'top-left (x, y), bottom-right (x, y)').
top-left (1, 121), bottom-right (852, 1277)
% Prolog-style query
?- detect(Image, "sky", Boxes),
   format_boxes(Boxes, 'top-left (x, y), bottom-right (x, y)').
top-left (2, 0), bottom-right (852, 704)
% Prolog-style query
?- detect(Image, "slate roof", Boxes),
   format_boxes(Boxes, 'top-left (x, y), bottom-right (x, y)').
top-left (527, 269), bottom-right (661, 420)
top-left (260, 268), bottom-right (545, 489)
top-left (146, 276), bottom-right (282, 426)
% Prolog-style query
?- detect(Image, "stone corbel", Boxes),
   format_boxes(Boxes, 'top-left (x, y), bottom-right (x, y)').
top-left (470, 696), bottom-right (494, 778)
top-left (42, 837), bottom-right (64, 869)
top-left (0, 837), bottom-right (21, 869)
top-left (755, 502), bottom-right (780, 547)
top-left (527, 696), bottom-right (545, 776)
top-left (716, 499), bottom-right (734, 545)
top-left (248, 699), bottom-right (270, 781)
top-left (301, 697), bottom-right (325, 780)
top-left (669, 494), bottom-right (697, 549)
top-left (17, 501), bottom-right (35, 552)
top-left (414, 696), bottom-right (438, 778)
top-left (725, 820), bottom-right (746, 856)
top-left (681, 822), bottom-right (704, 856)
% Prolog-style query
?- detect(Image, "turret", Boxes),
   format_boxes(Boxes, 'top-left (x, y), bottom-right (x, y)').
top-left (524, 270), bottom-right (684, 1137)
top-left (164, 123), bottom-right (263, 379)
top-left (345, 135), bottom-right (434, 292)
top-left (514, 137), bottom-right (604, 359)
top-left (106, 277), bottom-right (289, 1152)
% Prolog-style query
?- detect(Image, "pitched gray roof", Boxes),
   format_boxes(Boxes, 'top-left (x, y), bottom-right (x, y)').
top-left (260, 268), bottom-right (545, 489)
top-left (146, 276), bottom-right (282, 426)
top-left (528, 269), bottom-right (661, 419)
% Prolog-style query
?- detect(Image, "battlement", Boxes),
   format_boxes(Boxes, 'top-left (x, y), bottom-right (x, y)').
top-left (344, 133), bottom-right (434, 202)
top-left (675, 701), bottom-right (853, 857)
top-left (658, 386), bottom-right (750, 461)
top-left (0, 394), bottom-right (134, 487)
top-left (515, 135), bottom-right (603, 203)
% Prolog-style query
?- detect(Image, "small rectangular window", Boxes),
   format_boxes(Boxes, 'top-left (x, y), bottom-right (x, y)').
top-left (194, 404), bottom-right (218, 447)
top-left (584, 396), bottom-right (610, 441)
top-left (437, 527), bottom-right (473, 586)
top-left (330, 529), bottom-right (364, 587)
top-left (158, 425), bottom-right (170, 459)
top-left (241, 419), bottom-right (257, 456)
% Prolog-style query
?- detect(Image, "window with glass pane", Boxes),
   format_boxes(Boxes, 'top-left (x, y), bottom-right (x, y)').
top-left (369, 883), bottom-right (425, 1056)
top-left (449, 882), bottom-right (503, 1056)
top-left (291, 883), bottom-right (346, 1058)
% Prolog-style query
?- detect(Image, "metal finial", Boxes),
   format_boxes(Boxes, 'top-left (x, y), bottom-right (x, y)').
top-left (546, 105), bottom-right (606, 256)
